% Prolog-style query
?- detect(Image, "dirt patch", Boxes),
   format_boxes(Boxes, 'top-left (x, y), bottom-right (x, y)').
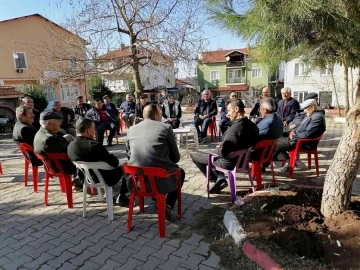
top-left (235, 188), bottom-right (360, 269)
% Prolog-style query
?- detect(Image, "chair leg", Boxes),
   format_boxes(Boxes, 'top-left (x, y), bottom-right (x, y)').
top-left (83, 182), bottom-right (87, 218)
top-left (307, 153), bottom-right (312, 169)
top-left (32, 166), bottom-right (38, 193)
top-left (255, 163), bottom-right (262, 191)
top-left (90, 187), bottom-right (95, 196)
top-left (139, 196), bottom-right (145, 212)
top-left (270, 161), bottom-right (276, 186)
top-left (206, 165), bottom-right (211, 199)
top-left (157, 194), bottom-right (166, 238)
top-left (97, 188), bottom-right (103, 200)
top-left (0, 162), bottom-right (2, 175)
top-left (251, 164), bottom-right (255, 178)
top-left (105, 185), bottom-right (114, 221)
top-left (247, 168), bottom-right (256, 192)
top-left (228, 173), bottom-right (237, 204)
top-left (24, 160), bottom-right (29, 186)
top-left (314, 151), bottom-right (320, 176)
top-left (127, 193), bottom-right (135, 232)
top-left (64, 175), bottom-right (73, 208)
top-left (177, 171), bottom-right (182, 220)
top-left (59, 176), bottom-right (65, 193)
top-left (289, 152), bottom-right (297, 179)
top-left (44, 172), bottom-right (50, 206)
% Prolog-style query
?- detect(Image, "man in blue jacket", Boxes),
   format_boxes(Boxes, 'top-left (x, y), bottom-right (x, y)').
top-left (218, 92), bottom-right (237, 135)
top-left (257, 98), bottom-right (283, 140)
top-left (277, 87), bottom-right (300, 127)
top-left (273, 99), bottom-right (326, 171)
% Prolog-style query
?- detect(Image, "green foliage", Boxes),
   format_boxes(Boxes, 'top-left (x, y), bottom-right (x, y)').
top-left (88, 75), bottom-right (113, 100)
top-left (126, 79), bottom-right (136, 96)
top-left (111, 93), bottom-right (126, 107)
top-left (21, 82), bottom-right (48, 111)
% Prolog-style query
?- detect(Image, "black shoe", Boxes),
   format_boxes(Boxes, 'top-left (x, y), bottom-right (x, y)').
top-left (118, 194), bottom-right (129, 207)
top-left (107, 142), bottom-right (113, 147)
top-left (198, 137), bottom-right (204, 143)
top-left (209, 179), bottom-right (227, 194)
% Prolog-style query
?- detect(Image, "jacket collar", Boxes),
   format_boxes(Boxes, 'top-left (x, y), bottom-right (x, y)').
top-left (227, 116), bottom-right (248, 127)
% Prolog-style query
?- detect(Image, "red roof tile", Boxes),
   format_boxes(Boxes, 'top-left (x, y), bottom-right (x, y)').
top-left (175, 79), bottom-right (194, 86)
top-left (200, 48), bottom-right (249, 63)
top-left (207, 85), bottom-right (249, 92)
top-left (0, 86), bottom-right (23, 98)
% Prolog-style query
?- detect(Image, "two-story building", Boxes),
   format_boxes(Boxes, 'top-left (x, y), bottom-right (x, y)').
top-left (197, 49), bottom-right (272, 106)
top-left (285, 58), bottom-right (359, 108)
top-left (0, 14), bottom-right (88, 107)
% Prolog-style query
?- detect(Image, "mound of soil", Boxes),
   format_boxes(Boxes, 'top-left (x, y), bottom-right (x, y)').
top-left (276, 204), bottom-right (322, 226)
top-left (270, 228), bottom-right (324, 259)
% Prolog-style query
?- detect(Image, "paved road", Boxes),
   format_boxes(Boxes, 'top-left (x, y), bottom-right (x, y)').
top-left (0, 119), bottom-right (358, 270)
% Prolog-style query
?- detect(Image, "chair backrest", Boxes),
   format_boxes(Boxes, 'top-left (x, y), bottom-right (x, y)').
top-left (296, 134), bottom-right (323, 151)
top-left (252, 139), bottom-right (278, 163)
top-left (122, 164), bottom-right (180, 197)
top-left (227, 148), bottom-right (252, 172)
top-left (35, 152), bottom-right (70, 176)
top-left (73, 161), bottom-right (114, 186)
top-left (18, 143), bottom-right (35, 162)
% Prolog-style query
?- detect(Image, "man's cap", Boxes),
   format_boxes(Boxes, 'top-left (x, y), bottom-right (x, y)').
top-left (40, 111), bottom-right (63, 121)
top-left (102, 95), bottom-right (110, 99)
top-left (76, 95), bottom-right (83, 99)
top-left (304, 92), bottom-right (318, 100)
top-left (300, 99), bottom-right (317, 109)
top-left (139, 95), bottom-right (147, 99)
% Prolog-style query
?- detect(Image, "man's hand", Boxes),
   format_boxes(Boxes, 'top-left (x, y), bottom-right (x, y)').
top-left (289, 124), bottom-right (296, 130)
top-left (283, 121), bottom-right (288, 127)
top-left (216, 143), bottom-right (222, 148)
top-left (289, 130), bottom-right (295, 139)
top-left (203, 115), bottom-right (209, 119)
top-left (198, 115), bottom-right (204, 120)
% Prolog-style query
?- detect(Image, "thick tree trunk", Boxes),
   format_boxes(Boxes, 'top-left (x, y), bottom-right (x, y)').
top-left (132, 61), bottom-right (143, 100)
top-left (321, 74), bottom-right (360, 217)
top-left (343, 63), bottom-right (350, 114)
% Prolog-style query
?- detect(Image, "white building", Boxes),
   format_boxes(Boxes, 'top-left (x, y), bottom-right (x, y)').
top-left (284, 58), bottom-right (359, 108)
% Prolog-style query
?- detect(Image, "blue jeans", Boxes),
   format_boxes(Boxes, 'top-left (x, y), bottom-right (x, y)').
top-left (193, 117), bottom-right (212, 138)
top-left (218, 118), bottom-right (229, 135)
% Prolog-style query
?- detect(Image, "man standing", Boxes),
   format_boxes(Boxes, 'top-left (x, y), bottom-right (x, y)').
top-left (67, 118), bottom-right (129, 206)
top-left (85, 99), bottom-right (117, 146)
top-left (191, 99), bottom-right (259, 193)
top-left (52, 100), bottom-right (76, 136)
top-left (74, 96), bottom-right (91, 120)
top-left (218, 92), bottom-right (237, 134)
top-left (162, 95), bottom-right (182, 129)
top-left (22, 96), bottom-right (41, 130)
top-left (193, 90), bottom-right (218, 143)
top-left (120, 94), bottom-right (136, 128)
top-left (126, 104), bottom-right (185, 213)
top-left (277, 87), bottom-right (300, 126)
top-left (159, 89), bottom-right (168, 107)
top-left (135, 95), bottom-right (150, 124)
top-left (250, 86), bottom-right (271, 121)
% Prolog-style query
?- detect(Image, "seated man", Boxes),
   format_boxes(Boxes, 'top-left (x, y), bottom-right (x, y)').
top-left (22, 96), bottom-right (41, 130)
top-left (67, 118), bottom-right (129, 206)
top-left (191, 99), bottom-right (259, 193)
top-left (162, 95), bottom-right (182, 129)
top-left (73, 96), bottom-right (91, 120)
top-left (13, 105), bottom-right (42, 166)
top-left (250, 86), bottom-right (274, 124)
top-left (52, 100), bottom-right (76, 137)
top-left (120, 94), bottom-right (136, 128)
top-left (126, 104), bottom-right (185, 214)
top-left (218, 92), bottom-right (237, 134)
top-left (257, 98), bottom-right (283, 140)
top-left (85, 99), bottom-right (117, 147)
top-left (103, 95), bottom-right (120, 133)
top-left (277, 87), bottom-right (300, 127)
top-left (273, 99), bottom-right (326, 171)
top-left (135, 95), bottom-right (150, 124)
top-left (193, 90), bottom-right (218, 143)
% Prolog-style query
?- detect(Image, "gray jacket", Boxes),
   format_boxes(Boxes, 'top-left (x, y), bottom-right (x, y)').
top-left (126, 119), bottom-right (180, 193)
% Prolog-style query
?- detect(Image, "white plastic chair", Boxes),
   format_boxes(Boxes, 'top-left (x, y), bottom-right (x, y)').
top-left (73, 161), bottom-right (115, 221)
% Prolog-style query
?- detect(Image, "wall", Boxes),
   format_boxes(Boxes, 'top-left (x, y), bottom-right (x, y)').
top-left (197, 62), bottom-right (227, 89)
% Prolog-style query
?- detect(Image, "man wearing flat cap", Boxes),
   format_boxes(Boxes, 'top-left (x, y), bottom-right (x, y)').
top-left (74, 96), bottom-right (91, 120)
top-left (273, 99), bottom-right (326, 171)
top-left (34, 111), bottom-right (77, 175)
top-left (135, 95), bottom-right (150, 124)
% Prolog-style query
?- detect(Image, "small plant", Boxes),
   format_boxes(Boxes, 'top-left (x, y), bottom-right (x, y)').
top-left (21, 82), bottom-right (48, 111)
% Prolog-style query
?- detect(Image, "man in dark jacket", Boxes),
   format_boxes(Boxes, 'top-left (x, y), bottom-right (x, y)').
top-left (191, 99), bottom-right (259, 193)
top-left (257, 98), bottom-right (283, 140)
top-left (273, 99), bottom-right (326, 171)
top-left (67, 118), bottom-right (129, 206)
top-left (52, 100), bottom-right (76, 136)
top-left (85, 98), bottom-right (117, 146)
top-left (103, 95), bottom-right (120, 133)
top-left (218, 92), bottom-right (237, 134)
top-left (193, 90), bottom-right (218, 143)
top-left (135, 95), bottom-right (151, 124)
top-left (162, 95), bottom-right (182, 129)
top-left (22, 96), bottom-right (41, 130)
top-left (13, 105), bottom-right (42, 166)
top-left (120, 94), bottom-right (136, 128)
top-left (73, 96), bottom-right (91, 119)
top-left (277, 87), bottom-right (300, 126)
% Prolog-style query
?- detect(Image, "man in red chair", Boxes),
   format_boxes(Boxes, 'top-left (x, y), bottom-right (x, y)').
top-left (193, 90), bottom-right (218, 143)
top-left (191, 99), bottom-right (259, 193)
top-left (126, 104), bottom-right (185, 217)
top-left (273, 99), bottom-right (326, 172)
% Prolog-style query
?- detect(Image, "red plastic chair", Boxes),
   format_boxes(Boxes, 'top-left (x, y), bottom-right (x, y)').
top-left (18, 143), bottom-right (41, 192)
top-left (122, 164), bottom-right (182, 238)
top-left (195, 116), bottom-right (217, 142)
top-left (0, 162), bottom-right (3, 175)
top-left (35, 153), bottom-right (73, 208)
top-left (284, 135), bottom-right (323, 178)
top-left (250, 140), bottom-right (278, 190)
top-left (206, 148), bottom-right (254, 203)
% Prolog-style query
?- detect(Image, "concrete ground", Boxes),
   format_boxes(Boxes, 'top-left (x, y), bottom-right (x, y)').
top-left (0, 117), bottom-right (358, 270)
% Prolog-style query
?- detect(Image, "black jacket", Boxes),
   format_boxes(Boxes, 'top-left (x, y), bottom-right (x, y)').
top-left (52, 107), bottom-right (75, 129)
top-left (194, 99), bottom-right (218, 118)
top-left (32, 109), bottom-right (41, 130)
top-left (214, 117), bottom-right (259, 169)
top-left (67, 136), bottom-right (123, 186)
top-left (135, 102), bottom-right (151, 119)
top-left (74, 103), bottom-right (92, 119)
top-left (277, 97), bottom-right (300, 124)
top-left (104, 103), bottom-right (118, 116)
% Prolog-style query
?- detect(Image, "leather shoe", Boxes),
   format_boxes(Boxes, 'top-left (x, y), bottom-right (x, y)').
top-left (209, 179), bottom-right (227, 194)
top-left (118, 194), bottom-right (129, 207)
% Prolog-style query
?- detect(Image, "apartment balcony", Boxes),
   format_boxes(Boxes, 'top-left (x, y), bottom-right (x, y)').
top-left (227, 77), bottom-right (246, 84)
top-left (226, 61), bottom-right (245, 67)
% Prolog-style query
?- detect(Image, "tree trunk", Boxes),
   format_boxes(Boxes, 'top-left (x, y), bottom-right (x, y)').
top-left (343, 63), bottom-right (350, 114)
top-left (330, 70), bottom-right (341, 116)
top-left (132, 61), bottom-right (143, 100)
top-left (321, 73), bottom-right (360, 217)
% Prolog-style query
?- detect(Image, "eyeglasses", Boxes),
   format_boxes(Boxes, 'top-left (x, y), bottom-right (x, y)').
top-left (203, 94), bottom-right (209, 96)
top-left (230, 95), bottom-right (236, 98)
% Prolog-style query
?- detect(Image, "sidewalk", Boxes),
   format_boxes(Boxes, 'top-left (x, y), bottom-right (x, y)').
top-left (0, 120), bottom-right (358, 270)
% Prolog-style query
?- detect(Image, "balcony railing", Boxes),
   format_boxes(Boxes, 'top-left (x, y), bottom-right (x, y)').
top-left (227, 77), bottom-right (245, 84)
top-left (226, 61), bottom-right (245, 67)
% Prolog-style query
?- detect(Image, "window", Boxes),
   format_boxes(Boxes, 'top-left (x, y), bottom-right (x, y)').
top-left (293, 91), bottom-right (308, 103)
top-left (251, 68), bottom-right (261, 78)
top-left (14, 52), bottom-right (27, 69)
top-left (69, 56), bottom-right (77, 69)
top-left (228, 70), bottom-right (233, 79)
top-left (234, 70), bottom-right (242, 78)
top-left (42, 86), bottom-right (56, 102)
top-left (294, 63), bottom-right (310, 76)
top-left (210, 70), bottom-right (220, 80)
top-left (320, 67), bottom-right (333, 76)
top-left (60, 84), bottom-right (80, 103)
